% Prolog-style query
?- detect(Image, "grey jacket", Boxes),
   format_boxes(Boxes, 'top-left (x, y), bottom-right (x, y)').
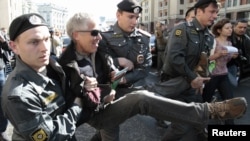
top-left (162, 18), bottom-right (214, 82)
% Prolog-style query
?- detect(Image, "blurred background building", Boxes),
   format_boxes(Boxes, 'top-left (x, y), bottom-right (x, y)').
top-left (139, 0), bottom-right (250, 32)
top-left (1, 0), bottom-right (250, 35)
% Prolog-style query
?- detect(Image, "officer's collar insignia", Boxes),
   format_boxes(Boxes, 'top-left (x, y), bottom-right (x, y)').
top-left (191, 30), bottom-right (198, 34)
top-left (175, 29), bottom-right (182, 36)
top-left (133, 7), bottom-right (140, 13)
top-left (196, 27), bottom-right (203, 31)
top-left (29, 15), bottom-right (43, 25)
top-left (112, 33), bottom-right (123, 38)
top-left (31, 128), bottom-right (48, 141)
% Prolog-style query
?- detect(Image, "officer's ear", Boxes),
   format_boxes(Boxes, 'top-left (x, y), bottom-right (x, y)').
top-left (116, 11), bottom-right (122, 19)
top-left (9, 40), bottom-right (18, 55)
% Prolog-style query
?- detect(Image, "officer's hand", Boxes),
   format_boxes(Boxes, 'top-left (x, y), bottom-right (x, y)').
top-left (117, 57), bottom-right (134, 70)
top-left (103, 89), bottom-right (116, 103)
top-left (191, 76), bottom-right (210, 89)
top-left (84, 76), bottom-right (98, 91)
top-left (195, 83), bottom-right (206, 95)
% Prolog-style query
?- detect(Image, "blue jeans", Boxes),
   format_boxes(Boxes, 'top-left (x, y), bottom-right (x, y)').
top-left (0, 69), bottom-right (7, 132)
top-left (87, 90), bottom-right (209, 141)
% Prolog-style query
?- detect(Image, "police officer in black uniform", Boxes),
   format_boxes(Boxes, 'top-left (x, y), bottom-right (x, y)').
top-left (94, 0), bottom-right (152, 140)
top-left (148, 0), bottom-right (219, 141)
top-left (99, 0), bottom-right (152, 90)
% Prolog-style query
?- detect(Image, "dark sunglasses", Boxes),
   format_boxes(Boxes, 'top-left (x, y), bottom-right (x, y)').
top-left (77, 30), bottom-right (100, 36)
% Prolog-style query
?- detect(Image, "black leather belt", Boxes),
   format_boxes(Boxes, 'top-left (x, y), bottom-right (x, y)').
top-left (117, 84), bottom-right (133, 88)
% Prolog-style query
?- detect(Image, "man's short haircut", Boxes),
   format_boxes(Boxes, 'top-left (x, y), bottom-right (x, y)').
top-left (234, 19), bottom-right (248, 26)
top-left (194, 1), bottom-right (219, 14)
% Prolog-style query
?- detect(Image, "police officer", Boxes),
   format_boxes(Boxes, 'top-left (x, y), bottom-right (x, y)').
top-left (1, 13), bottom-right (83, 141)
top-left (94, 0), bottom-right (151, 140)
top-left (155, 21), bottom-right (167, 73)
top-left (148, 0), bottom-right (219, 140)
top-left (99, 0), bottom-right (152, 90)
top-left (185, 7), bottom-right (195, 22)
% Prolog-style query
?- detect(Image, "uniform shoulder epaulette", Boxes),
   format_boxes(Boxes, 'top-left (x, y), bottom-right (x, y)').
top-left (138, 29), bottom-right (151, 37)
top-left (101, 30), bottom-right (113, 34)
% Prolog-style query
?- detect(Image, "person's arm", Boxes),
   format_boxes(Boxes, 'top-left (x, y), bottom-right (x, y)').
top-left (167, 24), bottom-right (197, 82)
top-left (4, 86), bottom-right (82, 141)
top-left (99, 35), bottom-right (151, 85)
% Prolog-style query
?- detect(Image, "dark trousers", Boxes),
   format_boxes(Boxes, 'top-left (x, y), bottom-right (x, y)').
top-left (202, 74), bottom-right (234, 125)
top-left (203, 74), bottom-right (234, 102)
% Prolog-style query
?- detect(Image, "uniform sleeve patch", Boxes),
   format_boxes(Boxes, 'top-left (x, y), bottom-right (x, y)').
top-left (175, 29), bottom-right (182, 36)
top-left (44, 92), bottom-right (58, 105)
top-left (31, 128), bottom-right (48, 141)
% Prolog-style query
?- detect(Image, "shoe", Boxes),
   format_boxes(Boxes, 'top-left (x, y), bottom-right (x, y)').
top-left (208, 97), bottom-right (247, 120)
top-left (0, 132), bottom-right (11, 141)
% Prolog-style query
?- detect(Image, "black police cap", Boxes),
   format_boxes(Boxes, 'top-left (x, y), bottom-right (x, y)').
top-left (185, 7), bottom-right (195, 17)
top-left (194, 0), bottom-right (217, 8)
top-left (117, 0), bottom-right (142, 14)
top-left (9, 13), bottom-right (48, 41)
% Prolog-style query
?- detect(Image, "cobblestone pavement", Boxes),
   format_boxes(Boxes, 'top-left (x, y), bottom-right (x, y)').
top-left (5, 71), bottom-right (250, 141)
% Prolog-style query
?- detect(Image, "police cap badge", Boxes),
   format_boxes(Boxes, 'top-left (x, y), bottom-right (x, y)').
top-left (117, 0), bottom-right (142, 14)
top-left (9, 13), bottom-right (48, 41)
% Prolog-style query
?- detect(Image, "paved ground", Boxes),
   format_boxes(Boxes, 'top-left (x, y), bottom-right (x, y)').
top-left (5, 70), bottom-right (250, 141)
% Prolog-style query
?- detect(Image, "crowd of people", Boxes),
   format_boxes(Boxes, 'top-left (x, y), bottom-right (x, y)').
top-left (0, 26), bottom-right (15, 141)
top-left (0, 0), bottom-right (249, 141)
